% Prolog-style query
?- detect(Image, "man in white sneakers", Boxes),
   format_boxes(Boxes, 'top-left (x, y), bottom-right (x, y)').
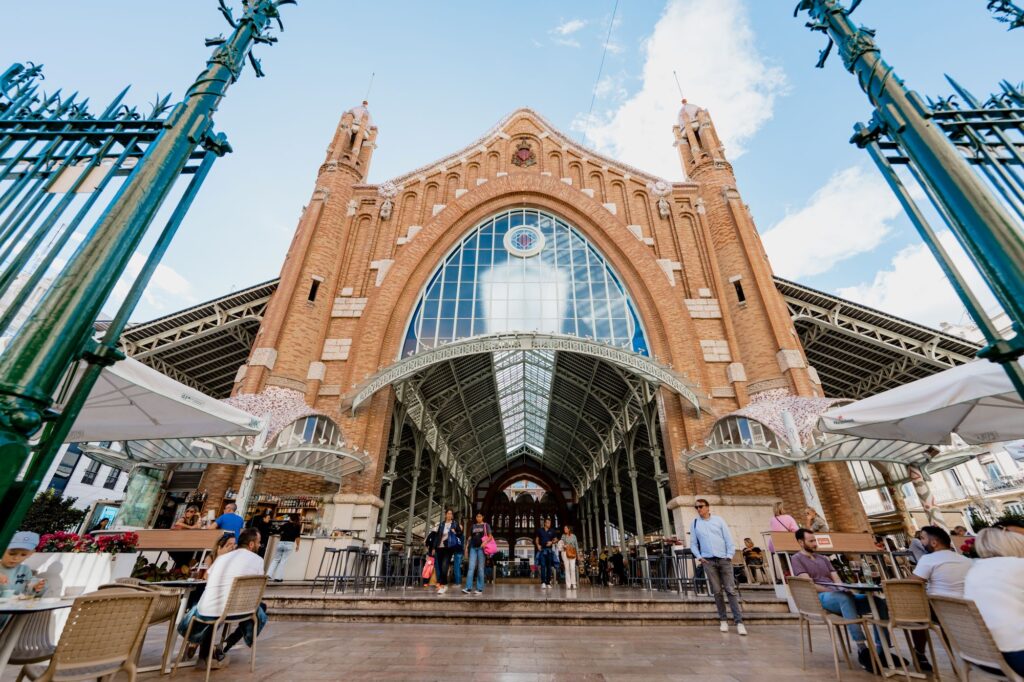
top-left (691, 499), bottom-right (746, 635)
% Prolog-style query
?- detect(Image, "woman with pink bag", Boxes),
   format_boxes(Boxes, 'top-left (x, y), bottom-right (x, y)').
top-left (462, 512), bottom-right (493, 595)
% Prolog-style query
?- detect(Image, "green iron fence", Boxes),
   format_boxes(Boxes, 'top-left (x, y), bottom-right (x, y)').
top-left (0, 0), bottom-right (294, 550)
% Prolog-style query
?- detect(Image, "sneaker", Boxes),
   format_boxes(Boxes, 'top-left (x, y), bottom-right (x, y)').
top-left (183, 642), bottom-right (198, 660)
top-left (736, 623), bottom-right (747, 636)
top-left (857, 647), bottom-right (874, 672)
top-left (211, 647), bottom-right (230, 670)
top-left (462, 587), bottom-right (471, 594)
top-left (719, 621), bottom-right (729, 633)
top-left (473, 590), bottom-right (482, 595)
top-left (437, 586), bottom-right (447, 595)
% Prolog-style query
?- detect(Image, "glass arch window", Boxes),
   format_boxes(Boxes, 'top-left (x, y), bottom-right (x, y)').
top-left (401, 208), bottom-right (649, 357)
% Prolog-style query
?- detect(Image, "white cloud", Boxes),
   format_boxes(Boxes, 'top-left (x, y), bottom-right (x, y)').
top-left (554, 18), bottom-right (586, 35)
top-left (110, 252), bottom-right (196, 318)
top-left (553, 37), bottom-right (582, 48)
top-left (575, 0), bottom-right (787, 179)
top-left (761, 166), bottom-right (902, 279)
top-left (837, 230), bottom-right (997, 328)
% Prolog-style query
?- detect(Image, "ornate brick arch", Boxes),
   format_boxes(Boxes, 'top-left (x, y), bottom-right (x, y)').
top-left (343, 173), bottom-right (708, 390)
top-left (340, 173), bottom-right (712, 495)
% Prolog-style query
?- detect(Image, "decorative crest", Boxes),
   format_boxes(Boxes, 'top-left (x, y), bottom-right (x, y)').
top-left (646, 180), bottom-right (672, 218)
top-left (510, 138), bottom-right (536, 167)
top-left (378, 180), bottom-right (401, 220)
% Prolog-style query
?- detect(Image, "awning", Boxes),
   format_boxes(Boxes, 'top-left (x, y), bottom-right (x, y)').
top-left (820, 359), bottom-right (1024, 445)
top-left (62, 357), bottom-right (263, 443)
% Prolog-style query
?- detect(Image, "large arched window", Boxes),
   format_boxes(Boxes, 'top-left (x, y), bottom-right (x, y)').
top-left (402, 208), bottom-right (649, 357)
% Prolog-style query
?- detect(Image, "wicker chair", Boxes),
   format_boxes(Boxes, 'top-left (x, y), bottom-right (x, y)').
top-left (862, 580), bottom-right (957, 682)
top-left (16, 590), bottom-right (156, 682)
top-left (931, 595), bottom-right (1024, 682)
top-left (172, 574), bottom-right (267, 681)
top-left (97, 581), bottom-right (184, 673)
top-left (6, 612), bottom-right (57, 669)
top-left (787, 576), bottom-right (880, 681)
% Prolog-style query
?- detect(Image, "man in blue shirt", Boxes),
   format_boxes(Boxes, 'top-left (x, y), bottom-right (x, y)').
top-left (213, 502), bottom-right (245, 540)
top-left (534, 518), bottom-right (558, 589)
top-left (691, 498), bottom-right (745, 635)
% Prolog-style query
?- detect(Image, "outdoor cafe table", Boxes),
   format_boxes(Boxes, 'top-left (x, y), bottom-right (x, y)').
top-left (0, 598), bottom-right (74, 675)
top-left (148, 578), bottom-right (207, 673)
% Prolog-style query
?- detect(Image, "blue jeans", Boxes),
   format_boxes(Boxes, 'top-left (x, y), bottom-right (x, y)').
top-left (537, 548), bottom-right (554, 584)
top-left (819, 591), bottom-right (888, 649)
top-left (452, 552), bottom-right (462, 585)
top-left (465, 548), bottom-right (485, 591)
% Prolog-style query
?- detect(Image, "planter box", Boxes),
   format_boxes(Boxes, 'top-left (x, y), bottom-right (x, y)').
top-left (23, 551), bottom-right (138, 637)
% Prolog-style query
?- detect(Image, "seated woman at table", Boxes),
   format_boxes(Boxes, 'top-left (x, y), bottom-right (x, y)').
top-left (791, 528), bottom-right (890, 672)
top-left (963, 527), bottom-right (1024, 676)
top-left (170, 505), bottom-right (203, 570)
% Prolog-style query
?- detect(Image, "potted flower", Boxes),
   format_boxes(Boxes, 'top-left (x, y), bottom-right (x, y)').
top-left (26, 531), bottom-right (140, 595)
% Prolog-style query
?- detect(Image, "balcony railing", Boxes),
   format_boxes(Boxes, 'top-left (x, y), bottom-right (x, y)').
top-left (980, 475), bottom-right (1024, 494)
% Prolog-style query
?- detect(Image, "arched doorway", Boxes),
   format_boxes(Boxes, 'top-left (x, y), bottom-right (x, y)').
top-left (370, 208), bottom-right (700, 555)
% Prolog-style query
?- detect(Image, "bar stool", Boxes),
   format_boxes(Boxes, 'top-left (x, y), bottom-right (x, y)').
top-left (334, 546), bottom-right (364, 593)
top-left (310, 547), bottom-right (344, 594)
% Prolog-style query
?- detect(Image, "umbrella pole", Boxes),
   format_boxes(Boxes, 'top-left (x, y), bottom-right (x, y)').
top-left (908, 464), bottom-right (947, 530)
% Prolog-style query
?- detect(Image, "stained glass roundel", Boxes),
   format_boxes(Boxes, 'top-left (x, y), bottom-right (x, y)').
top-left (401, 208), bottom-right (650, 357)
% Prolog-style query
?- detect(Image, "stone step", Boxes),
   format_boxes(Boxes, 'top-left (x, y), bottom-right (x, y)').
top-left (264, 594), bottom-right (791, 615)
top-left (266, 607), bottom-right (798, 626)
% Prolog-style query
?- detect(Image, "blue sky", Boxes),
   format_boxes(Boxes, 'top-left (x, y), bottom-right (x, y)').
top-left (4, 1), bottom-right (1018, 328)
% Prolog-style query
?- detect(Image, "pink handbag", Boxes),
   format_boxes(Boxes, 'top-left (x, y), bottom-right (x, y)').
top-left (482, 536), bottom-right (498, 556)
top-left (421, 556), bottom-right (435, 579)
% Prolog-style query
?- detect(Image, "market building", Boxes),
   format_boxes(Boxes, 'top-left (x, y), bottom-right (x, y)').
top-left (108, 100), bottom-right (992, 573)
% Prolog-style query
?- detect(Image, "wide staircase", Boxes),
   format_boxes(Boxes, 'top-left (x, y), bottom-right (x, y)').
top-left (264, 584), bottom-right (796, 626)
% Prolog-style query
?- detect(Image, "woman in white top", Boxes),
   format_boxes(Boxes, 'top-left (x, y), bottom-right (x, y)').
top-left (559, 525), bottom-right (580, 590)
top-left (963, 527), bottom-right (1024, 676)
top-left (431, 509), bottom-right (462, 595)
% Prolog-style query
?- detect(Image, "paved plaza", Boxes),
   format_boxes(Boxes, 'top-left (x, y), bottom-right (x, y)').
top-left (104, 620), bottom-right (949, 681)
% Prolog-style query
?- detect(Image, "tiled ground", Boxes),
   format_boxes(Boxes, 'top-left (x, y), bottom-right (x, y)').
top-left (126, 620), bottom-right (953, 681)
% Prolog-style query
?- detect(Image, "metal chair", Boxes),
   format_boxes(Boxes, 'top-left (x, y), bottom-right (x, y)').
top-left (16, 590), bottom-right (156, 682)
top-left (863, 580), bottom-right (956, 682)
top-left (931, 595), bottom-right (1023, 682)
top-left (172, 574), bottom-right (267, 682)
top-left (98, 581), bottom-right (184, 674)
top-left (787, 576), bottom-right (880, 681)
top-left (6, 612), bottom-right (57, 671)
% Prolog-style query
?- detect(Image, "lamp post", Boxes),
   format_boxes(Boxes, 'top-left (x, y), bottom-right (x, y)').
top-left (796, 0), bottom-right (1024, 399)
top-left (0, 0), bottom-right (294, 550)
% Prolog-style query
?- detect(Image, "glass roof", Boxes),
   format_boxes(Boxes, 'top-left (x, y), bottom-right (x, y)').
top-left (402, 208), bottom-right (649, 459)
top-left (493, 349), bottom-right (555, 454)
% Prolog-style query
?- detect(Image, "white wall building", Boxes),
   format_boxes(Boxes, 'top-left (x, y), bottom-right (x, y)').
top-left (40, 443), bottom-right (129, 517)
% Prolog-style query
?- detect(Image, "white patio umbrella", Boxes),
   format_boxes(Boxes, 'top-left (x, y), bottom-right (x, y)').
top-left (820, 359), bottom-right (1024, 445)
top-left (59, 357), bottom-right (263, 443)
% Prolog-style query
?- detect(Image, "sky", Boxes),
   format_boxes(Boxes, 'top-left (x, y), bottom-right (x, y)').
top-left (3, 1), bottom-right (1019, 330)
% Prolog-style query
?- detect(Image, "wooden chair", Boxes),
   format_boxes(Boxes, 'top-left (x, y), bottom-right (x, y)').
top-left (16, 590), bottom-right (156, 682)
top-left (787, 575), bottom-right (880, 681)
top-left (930, 595), bottom-right (1023, 682)
top-left (172, 574), bottom-right (267, 681)
top-left (863, 580), bottom-right (956, 681)
top-left (97, 580), bottom-right (184, 673)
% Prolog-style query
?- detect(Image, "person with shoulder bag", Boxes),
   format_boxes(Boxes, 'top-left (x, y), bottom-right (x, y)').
top-left (463, 512), bottom-right (491, 595)
top-left (432, 508), bottom-right (462, 595)
top-left (560, 525), bottom-right (580, 590)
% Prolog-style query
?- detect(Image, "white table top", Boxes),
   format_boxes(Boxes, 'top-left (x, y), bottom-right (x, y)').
top-left (0, 597), bottom-right (74, 614)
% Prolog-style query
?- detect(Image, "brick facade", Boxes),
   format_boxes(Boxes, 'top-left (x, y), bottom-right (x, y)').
top-left (196, 103), bottom-right (867, 532)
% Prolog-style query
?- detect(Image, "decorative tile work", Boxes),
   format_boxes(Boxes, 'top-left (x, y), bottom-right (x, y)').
top-left (726, 388), bottom-right (839, 445)
top-left (223, 385), bottom-right (322, 441)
